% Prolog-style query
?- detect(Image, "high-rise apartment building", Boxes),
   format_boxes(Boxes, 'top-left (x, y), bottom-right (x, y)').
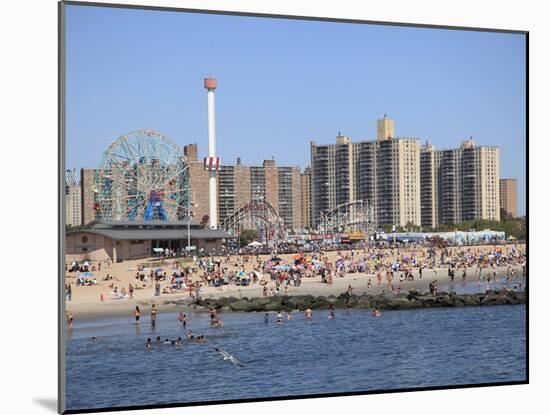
top-left (300, 167), bottom-right (312, 229)
top-left (420, 143), bottom-right (438, 228)
top-left (310, 134), bottom-right (356, 226)
top-left (184, 143), bottom-right (210, 224)
top-left (66, 169), bottom-right (82, 227)
top-left (419, 138), bottom-right (501, 226)
top-left (376, 138), bottom-right (421, 227)
top-left (434, 138), bottom-right (500, 226)
top-left (311, 116), bottom-right (421, 229)
top-left (436, 148), bottom-right (462, 224)
top-left (500, 178), bottom-right (518, 218)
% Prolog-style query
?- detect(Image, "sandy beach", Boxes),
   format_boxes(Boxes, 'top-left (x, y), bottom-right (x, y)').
top-left (65, 244), bottom-right (526, 320)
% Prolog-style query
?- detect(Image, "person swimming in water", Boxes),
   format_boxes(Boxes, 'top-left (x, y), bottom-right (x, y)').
top-left (372, 308), bottom-right (381, 317)
top-left (264, 313), bottom-right (269, 323)
top-left (177, 312), bottom-right (187, 328)
top-left (305, 308), bottom-right (312, 319)
top-left (209, 307), bottom-right (217, 322)
top-left (328, 304), bottom-right (335, 319)
top-left (176, 337), bottom-right (183, 347)
top-left (187, 330), bottom-right (194, 340)
top-left (66, 311), bottom-right (73, 329)
top-left (156, 336), bottom-right (161, 344)
top-left (211, 316), bottom-right (223, 328)
top-left (276, 311), bottom-right (283, 324)
top-left (145, 338), bottom-right (152, 349)
top-left (286, 311), bottom-right (293, 320)
top-left (150, 304), bottom-right (157, 327)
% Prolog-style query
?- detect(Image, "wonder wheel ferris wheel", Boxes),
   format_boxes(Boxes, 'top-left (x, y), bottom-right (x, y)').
top-left (94, 129), bottom-right (191, 221)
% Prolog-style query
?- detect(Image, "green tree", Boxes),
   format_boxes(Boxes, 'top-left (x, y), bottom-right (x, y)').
top-left (429, 216), bottom-right (526, 240)
top-left (239, 229), bottom-right (259, 247)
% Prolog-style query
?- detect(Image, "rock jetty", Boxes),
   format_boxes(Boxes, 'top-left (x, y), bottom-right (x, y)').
top-left (177, 289), bottom-right (526, 313)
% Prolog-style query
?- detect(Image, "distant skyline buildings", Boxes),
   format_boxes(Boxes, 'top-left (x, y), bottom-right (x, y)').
top-left (70, 115), bottom-right (511, 231)
top-left (65, 5), bottom-right (526, 215)
top-left (310, 116), bottom-right (501, 230)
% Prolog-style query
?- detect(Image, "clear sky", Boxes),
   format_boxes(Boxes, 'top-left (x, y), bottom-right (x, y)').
top-left (65, 4), bottom-right (526, 215)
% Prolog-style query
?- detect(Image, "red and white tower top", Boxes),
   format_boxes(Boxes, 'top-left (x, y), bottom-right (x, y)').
top-left (204, 78), bottom-right (217, 90)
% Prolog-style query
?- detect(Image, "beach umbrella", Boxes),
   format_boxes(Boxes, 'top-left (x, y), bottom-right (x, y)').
top-left (247, 241), bottom-right (263, 247)
top-left (78, 272), bottom-right (94, 278)
top-left (275, 265), bottom-right (291, 271)
top-left (155, 268), bottom-right (163, 272)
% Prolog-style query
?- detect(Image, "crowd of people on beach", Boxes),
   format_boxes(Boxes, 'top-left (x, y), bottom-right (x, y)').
top-left (64, 242), bottom-right (526, 335)
top-left (167, 243), bottom-right (527, 299)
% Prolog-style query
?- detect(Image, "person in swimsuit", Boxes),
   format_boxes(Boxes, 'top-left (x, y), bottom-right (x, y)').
top-left (135, 306), bottom-right (140, 324)
top-left (150, 304), bottom-right (157, 327)
top-left (145, 338), bottom-right (152, 349)
top-left (66, 311), bottom-right (73, 329)
top-left (328, 304), bottom-right (335, 319)
top-left (305, 308), bottom-right (312, 319)
top-left (264, 313), bottom-right (269, 323)
top-left (177, 312), bottom-right (187, 328)
top-left (276, 311), bottom-right (283, 324)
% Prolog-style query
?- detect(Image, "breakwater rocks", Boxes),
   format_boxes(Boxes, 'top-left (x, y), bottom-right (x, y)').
top-left (185, 289), bottom-right (526, 312)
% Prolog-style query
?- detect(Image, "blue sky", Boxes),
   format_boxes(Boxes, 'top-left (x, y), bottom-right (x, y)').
top-left (65, 4), bottom-right (526, 215)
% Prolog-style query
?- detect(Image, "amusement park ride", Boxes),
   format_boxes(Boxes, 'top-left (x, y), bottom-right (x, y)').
top-left (90, 80), bottom-right (373, 245)
top-left (221, 200), bottom-right (286, 245)
top-left (319, 200), bottom-right (375, 237)
top-left (93, 129), bottom-right (192, 222)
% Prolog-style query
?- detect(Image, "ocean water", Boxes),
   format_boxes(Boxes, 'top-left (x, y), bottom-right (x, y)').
top-left (439, 275), bottom-right (526, 295)
top-left (65, 305), bottom-right (526, 411)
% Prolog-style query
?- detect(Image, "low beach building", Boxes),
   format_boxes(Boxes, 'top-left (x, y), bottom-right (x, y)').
top-left (66, 220), bottom-right (232, 263)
